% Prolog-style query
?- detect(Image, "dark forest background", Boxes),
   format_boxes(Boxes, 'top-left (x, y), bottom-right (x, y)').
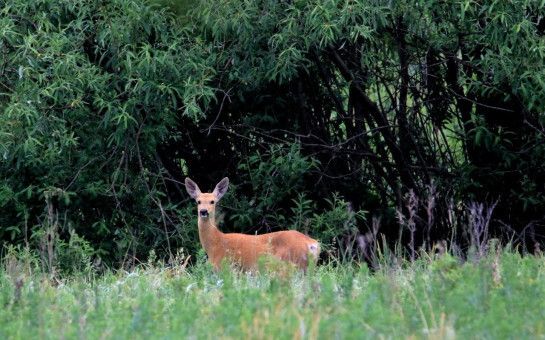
top-left (1, 0), bottom-right (544, 269)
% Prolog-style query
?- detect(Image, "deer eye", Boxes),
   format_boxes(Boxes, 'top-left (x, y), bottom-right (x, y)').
top-left (210, 200), bottom-right (215, 205)
top-left (197, 200), bottom-right (201, 204)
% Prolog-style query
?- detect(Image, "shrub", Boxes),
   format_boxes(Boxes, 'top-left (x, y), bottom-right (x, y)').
top-left (0, 0), bottom-right (214, 264)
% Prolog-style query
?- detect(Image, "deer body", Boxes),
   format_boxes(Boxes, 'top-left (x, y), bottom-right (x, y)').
top-left (186, 178), bottom-right (320, 272)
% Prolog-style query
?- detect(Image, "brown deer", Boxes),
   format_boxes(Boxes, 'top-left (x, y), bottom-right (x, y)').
top-left (185, 177), bottom-right (320, 272)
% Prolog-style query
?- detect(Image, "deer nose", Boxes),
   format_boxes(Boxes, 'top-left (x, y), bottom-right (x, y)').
top-left (199, 209), bottom-right (209, 217)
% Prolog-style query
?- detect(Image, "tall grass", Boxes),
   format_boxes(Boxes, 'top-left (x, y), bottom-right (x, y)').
top-left (1, 246), bottom-right (544, 339)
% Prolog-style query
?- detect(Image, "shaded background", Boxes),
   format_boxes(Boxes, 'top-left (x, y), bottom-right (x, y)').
top-left (1, 0), bottom-right (544, 269)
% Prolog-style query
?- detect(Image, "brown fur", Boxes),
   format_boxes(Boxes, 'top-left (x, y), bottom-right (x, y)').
top-left (185, 178), bottom-right (320, 272)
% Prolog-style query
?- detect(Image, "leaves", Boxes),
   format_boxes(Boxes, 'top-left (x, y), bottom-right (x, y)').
top-left (0, 0), bottom-right (215, 263)
top-left (2, 0), bottom-right (545, 266)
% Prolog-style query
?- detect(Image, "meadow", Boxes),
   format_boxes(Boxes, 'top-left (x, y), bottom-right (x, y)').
top-left (1, 248), bottom-right (544, 339)
top-left (2, 1), bottom-right (545, 338)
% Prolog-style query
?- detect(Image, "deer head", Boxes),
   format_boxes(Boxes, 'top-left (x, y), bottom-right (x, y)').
top-left (184, 177), bottom-right (229, 220)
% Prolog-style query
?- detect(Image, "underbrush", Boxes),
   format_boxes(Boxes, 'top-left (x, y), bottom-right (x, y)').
top-left (1, 247), bottom-right (544, 339)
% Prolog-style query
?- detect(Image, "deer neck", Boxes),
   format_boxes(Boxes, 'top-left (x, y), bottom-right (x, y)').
top-left (197, 216), bottom-right (223, 256)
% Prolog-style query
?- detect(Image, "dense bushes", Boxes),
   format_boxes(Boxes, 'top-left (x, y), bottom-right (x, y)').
top-left (180, 0), bottom-right (545, 247)
top-left (1, 0), bottom-right (545, 269)
top-left (0, 0), bottom-right (215, 265)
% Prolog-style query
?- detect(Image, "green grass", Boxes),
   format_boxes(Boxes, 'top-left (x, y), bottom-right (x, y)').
top-left (1, 250), bottom-right (544, 339)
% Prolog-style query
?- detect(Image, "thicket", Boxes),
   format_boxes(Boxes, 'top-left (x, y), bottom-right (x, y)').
top-left (1, 0), bottom-right (544, 269)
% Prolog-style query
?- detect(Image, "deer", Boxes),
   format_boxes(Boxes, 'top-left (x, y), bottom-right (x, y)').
top-left (184, 177), bottom-right (320, 272)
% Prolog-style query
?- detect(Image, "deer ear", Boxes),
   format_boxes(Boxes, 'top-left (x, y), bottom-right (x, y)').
top-left (185, 177), bottom-right (201, 199)
top-left (213, 177), bottom-right (229, 201)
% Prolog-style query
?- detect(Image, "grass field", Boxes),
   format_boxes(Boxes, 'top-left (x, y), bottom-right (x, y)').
top-left (1, 249), bottom-right (544, 339)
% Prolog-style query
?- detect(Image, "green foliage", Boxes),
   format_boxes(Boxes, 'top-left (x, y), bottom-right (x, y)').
top-left (151, 0), bottom-right (198, 21)
top-left (195, 0), bottom-right (389, 84)
top-left (188, 0), bottom-right (545, 241)
top-left (55, 230), bottom-right (96, 275)
top-left (0, 0), bottom-right (214, 263)
top-left (310, 194), bottom-right (366, 247)
top-left (1, 250), bottom-right (545, 338)
top-left (228, 143), bottom-right (317, 229)
top-left (222, 143), bottom-right (364, 250)
top-left (238, 143), bottom-right (317, 209)
top-left (289, 193), bottom-right (367, 249)
top-left (2, 0), bottom-right (545, 268)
